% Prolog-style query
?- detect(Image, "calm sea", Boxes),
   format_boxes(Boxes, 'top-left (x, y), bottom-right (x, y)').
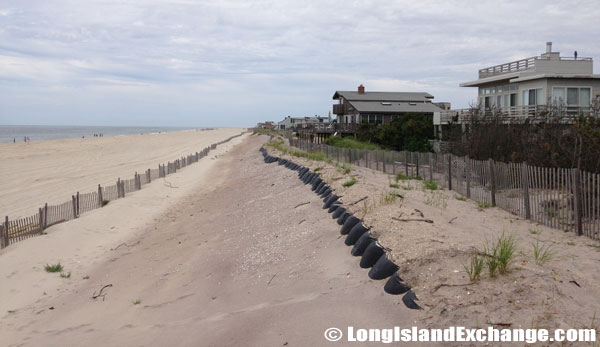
top-left (0, 125), bottom-right (204, 143)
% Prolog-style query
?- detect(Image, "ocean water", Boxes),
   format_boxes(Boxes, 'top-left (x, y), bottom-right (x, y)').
top-left (0, 125), bottom-right (203, 143)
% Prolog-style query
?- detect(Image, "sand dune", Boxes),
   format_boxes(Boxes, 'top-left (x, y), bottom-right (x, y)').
top-left (0, 128), bottom-right (243, 219)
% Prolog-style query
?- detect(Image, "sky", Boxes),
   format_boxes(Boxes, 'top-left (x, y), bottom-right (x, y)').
top-left (0, 0), bottom-right (599, 128)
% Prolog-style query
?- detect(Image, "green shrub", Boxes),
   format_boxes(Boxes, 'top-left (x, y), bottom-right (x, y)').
top-left (44, 263), bottom-right (63, 273)
top-left (423, 180), bottom-right (438, 190)
top-left (342, 178), bottom-right (357, 187)
top-left (389, 183), bottom-right (400, 189)
top-left (396, 173), bottom-right (422, 181)
top-left (455, 195), bottom-right (467, 201)
top-left (324, 136), bottom-right (380, 150)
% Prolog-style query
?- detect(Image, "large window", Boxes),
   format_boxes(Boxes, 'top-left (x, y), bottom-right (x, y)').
top-left (553, 87), bottom-right (591, 106)
top-left (522, 88), bottom-right (544, 106)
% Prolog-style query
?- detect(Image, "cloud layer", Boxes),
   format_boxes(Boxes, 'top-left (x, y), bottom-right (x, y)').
top-left (1, 0), bottom-right (599, 126)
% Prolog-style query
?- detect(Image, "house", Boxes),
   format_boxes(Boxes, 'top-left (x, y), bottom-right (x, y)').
top-left (434, 42), bottom-right (600, 138)
top-left (256, 121), bottom-right (275, 130)
top-left (277, 116), bottom-right (329, 130)
top-left (332, 85), bottom-right (443, 126)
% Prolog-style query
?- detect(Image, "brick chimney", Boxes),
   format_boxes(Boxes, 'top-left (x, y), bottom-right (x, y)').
top-left (357, 84), bottom-right (365, 94)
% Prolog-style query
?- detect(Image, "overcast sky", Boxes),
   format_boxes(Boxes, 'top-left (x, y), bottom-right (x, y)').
top-left (1, 0), bottom-right (599, 127)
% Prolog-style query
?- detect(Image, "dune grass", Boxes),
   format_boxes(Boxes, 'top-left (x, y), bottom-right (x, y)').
top-left (324, 136), bottom-right (380, 150)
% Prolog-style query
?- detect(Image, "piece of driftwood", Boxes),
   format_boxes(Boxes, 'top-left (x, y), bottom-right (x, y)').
top-left (431, 283), bottom-right (471, 293)
top-left (486, 321), bottom-right (512, 327)
top-left (392, 217), bottom-right (433, 224)
top-left (348, 196), bottom-right (368, 206)
top-left (448, 217), bottom-right (458, 224)
top-left (92, 284), bottom-right (113, 301)
top-left (294, 202), bottom-right (310, 209)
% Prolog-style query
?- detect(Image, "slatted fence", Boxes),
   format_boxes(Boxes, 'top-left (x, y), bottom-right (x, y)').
top-left (287, 137), bottom-right (600, 240)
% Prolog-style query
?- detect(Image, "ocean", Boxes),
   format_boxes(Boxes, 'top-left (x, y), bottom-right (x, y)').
top-left (0, 125), bottom-right (204, 143)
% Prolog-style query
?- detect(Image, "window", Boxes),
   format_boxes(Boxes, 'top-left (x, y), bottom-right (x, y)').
top-left (580, 88), bottom-right (591, 106)
top-left (567, 88), bottom-right (578, 105)
top-left (510, 93), bottom-right (517, 107)
top-left (503, 94), bottom-right (510, 108)
top-left (522, 88), bottom-right (543, 105)
top-left (553, 88), bottom-right (565, 105)
top-left (497, 95), bottom-right (502, 108)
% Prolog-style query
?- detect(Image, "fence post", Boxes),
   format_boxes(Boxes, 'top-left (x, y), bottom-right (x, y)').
top-left (382, 151), bottom-right (386, 173)
top-left (147, 169), bottom-right (151, 183)
top-left (2, 216), bottom-right (9, 248)
top-left (573, 168), bottom-right (583, 236)
top-left (76, 192), bottom-right (80, 216)
top-left (121, 181), bottom-right (125, 197)
top-left (72, 195), bottom-right (77, 218)
top-left (117, 178), bottom-right (122, 198)
top-left (415, 153), bottom-right (420, 179)
top-left (44, 203), bottom-right (48, 228)
top-left (522, 162), bottom-right (531, 220)
top-left (38, 208), bottom-right (44, 234)
top-left (447, 154), bottom-right (452, 190)
top-left (488, 158), bottom-right (496, 206)
top-left (429, 153), bottom-right (434, 182)
top-left (405, 152), bottom-right (409, 177)
top-left (98, 185), bottom-right (103, 206)
top-left (465, 157), bottom-right (471, 199)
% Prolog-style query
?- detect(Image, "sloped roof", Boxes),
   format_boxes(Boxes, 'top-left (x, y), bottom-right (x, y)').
top-left (348, 101), bottom-right (442, 114)
top-left (333, 91), bottom-right (434, 101)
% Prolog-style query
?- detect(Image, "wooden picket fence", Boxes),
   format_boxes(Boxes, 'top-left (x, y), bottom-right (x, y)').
top-left (0, 133), bottom-right (244, 249)
top-left (288, 138), bottom-right (600, 240)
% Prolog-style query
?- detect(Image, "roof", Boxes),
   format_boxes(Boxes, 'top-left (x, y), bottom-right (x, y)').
top-left (333, 91), bottom-right (434, 101)
top-left (460, 72), bottom-right (520, 87)
top-left (348, 101), bottom-right (442, 114)
top-left (510, 73), bottom-right (600, 83)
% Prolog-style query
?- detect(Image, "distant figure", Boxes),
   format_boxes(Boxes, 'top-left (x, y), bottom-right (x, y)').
top-left (24, 136), bottom-right (26, 142)
top-left (574, 50), bottom-right (578, 60)
top-left (13, 137), bottom-right (15, 143)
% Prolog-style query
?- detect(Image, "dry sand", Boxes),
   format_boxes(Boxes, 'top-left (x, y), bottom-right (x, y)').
top-left (1, 134), bottom-right (425, 347)
top-left (0, 128), bottom-right (243, 219)
top-left (269, 139), bottom-right (600, 343)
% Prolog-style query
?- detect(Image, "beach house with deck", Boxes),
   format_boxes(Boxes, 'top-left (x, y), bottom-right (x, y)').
top-left (434, 42), bottom-right (600, 139)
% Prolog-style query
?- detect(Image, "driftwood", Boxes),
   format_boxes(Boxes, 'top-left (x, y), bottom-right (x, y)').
top-left (431, 283), bottom-right (471, 293)
top-left (486, 321), bottom-right (512, 327)
top-left (392, 217), bottom-right (433, 224)
top-left (448, 217), bottom-right (458, 224)
top-left (348, 196), bottom-right (368, 206)
top-left (414, 209), bottom-right (424, 218)
top-left (92, 284), bottom-right (113, 301)
top-left (267, 273), bottom-right (277, 285)
top-left (294, 202), bottom-right (310, 209)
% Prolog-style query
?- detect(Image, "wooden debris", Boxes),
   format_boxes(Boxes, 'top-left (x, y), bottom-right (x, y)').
top-left (392, 217), bottom-right (434, 224)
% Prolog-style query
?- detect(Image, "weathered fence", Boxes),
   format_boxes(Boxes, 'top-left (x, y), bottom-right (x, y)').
top-left (287, 137), bottom-right (600, 240)
top-left (0, 132), bottom-right (244, 249)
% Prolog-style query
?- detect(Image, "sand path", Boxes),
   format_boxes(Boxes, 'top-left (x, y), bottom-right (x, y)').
top-left (1, 135), bottom-right (422, 346)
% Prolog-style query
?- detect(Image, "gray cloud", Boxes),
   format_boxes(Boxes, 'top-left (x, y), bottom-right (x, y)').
top-left (0, 0), bottom-right (599, 126)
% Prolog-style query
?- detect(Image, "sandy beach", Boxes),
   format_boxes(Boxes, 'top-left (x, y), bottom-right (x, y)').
top-left (1, 134), bottom-right (423, 346)
top-left (0, 128), bottom-right (243, 219)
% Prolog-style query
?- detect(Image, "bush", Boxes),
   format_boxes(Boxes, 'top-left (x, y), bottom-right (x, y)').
top-left (423, 181), bottom-right (438, 190)
top-left (464, 254), bottom-right (484, 281)
top-left (324, 136), bottom-right (380, 150)
top-left (44, 263), bottom-right (63, 273)
top-left (342, 178), bottom-right (357, 187)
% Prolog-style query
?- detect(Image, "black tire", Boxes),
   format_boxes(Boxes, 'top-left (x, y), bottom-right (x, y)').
top-left (309, 175), bottom-right (319, 185)
top-left (360, 242), bottom-right (384, 268)
top-left (320, 188), bottom-right (331, 198)
top-left (332, 207), bottom-right (346, 219)
top-left (337, 212), bottom-right (350, 225)
top-left (340, 216), bottom-right (360, 235)
top-left (312, 179), bottom-right (323, 190)
top-left (345, 223), bottom-right (369, 246)
top-left (313, 181), bottom-right (325, 192)
top-left (316, 184), bottom-right (328, 195)
top-left (323, 195), bottom-right (339, 209)
top-left (383, 273), bottom-right (410, 295)
top-left (328, 203), bottom-right (341, 213)
top-left (368, 254), bottom-right (399, 280)
top-left (351, 233), bottom-right (374, 256)
top-left (402, 290), bottom-right (423, 310)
